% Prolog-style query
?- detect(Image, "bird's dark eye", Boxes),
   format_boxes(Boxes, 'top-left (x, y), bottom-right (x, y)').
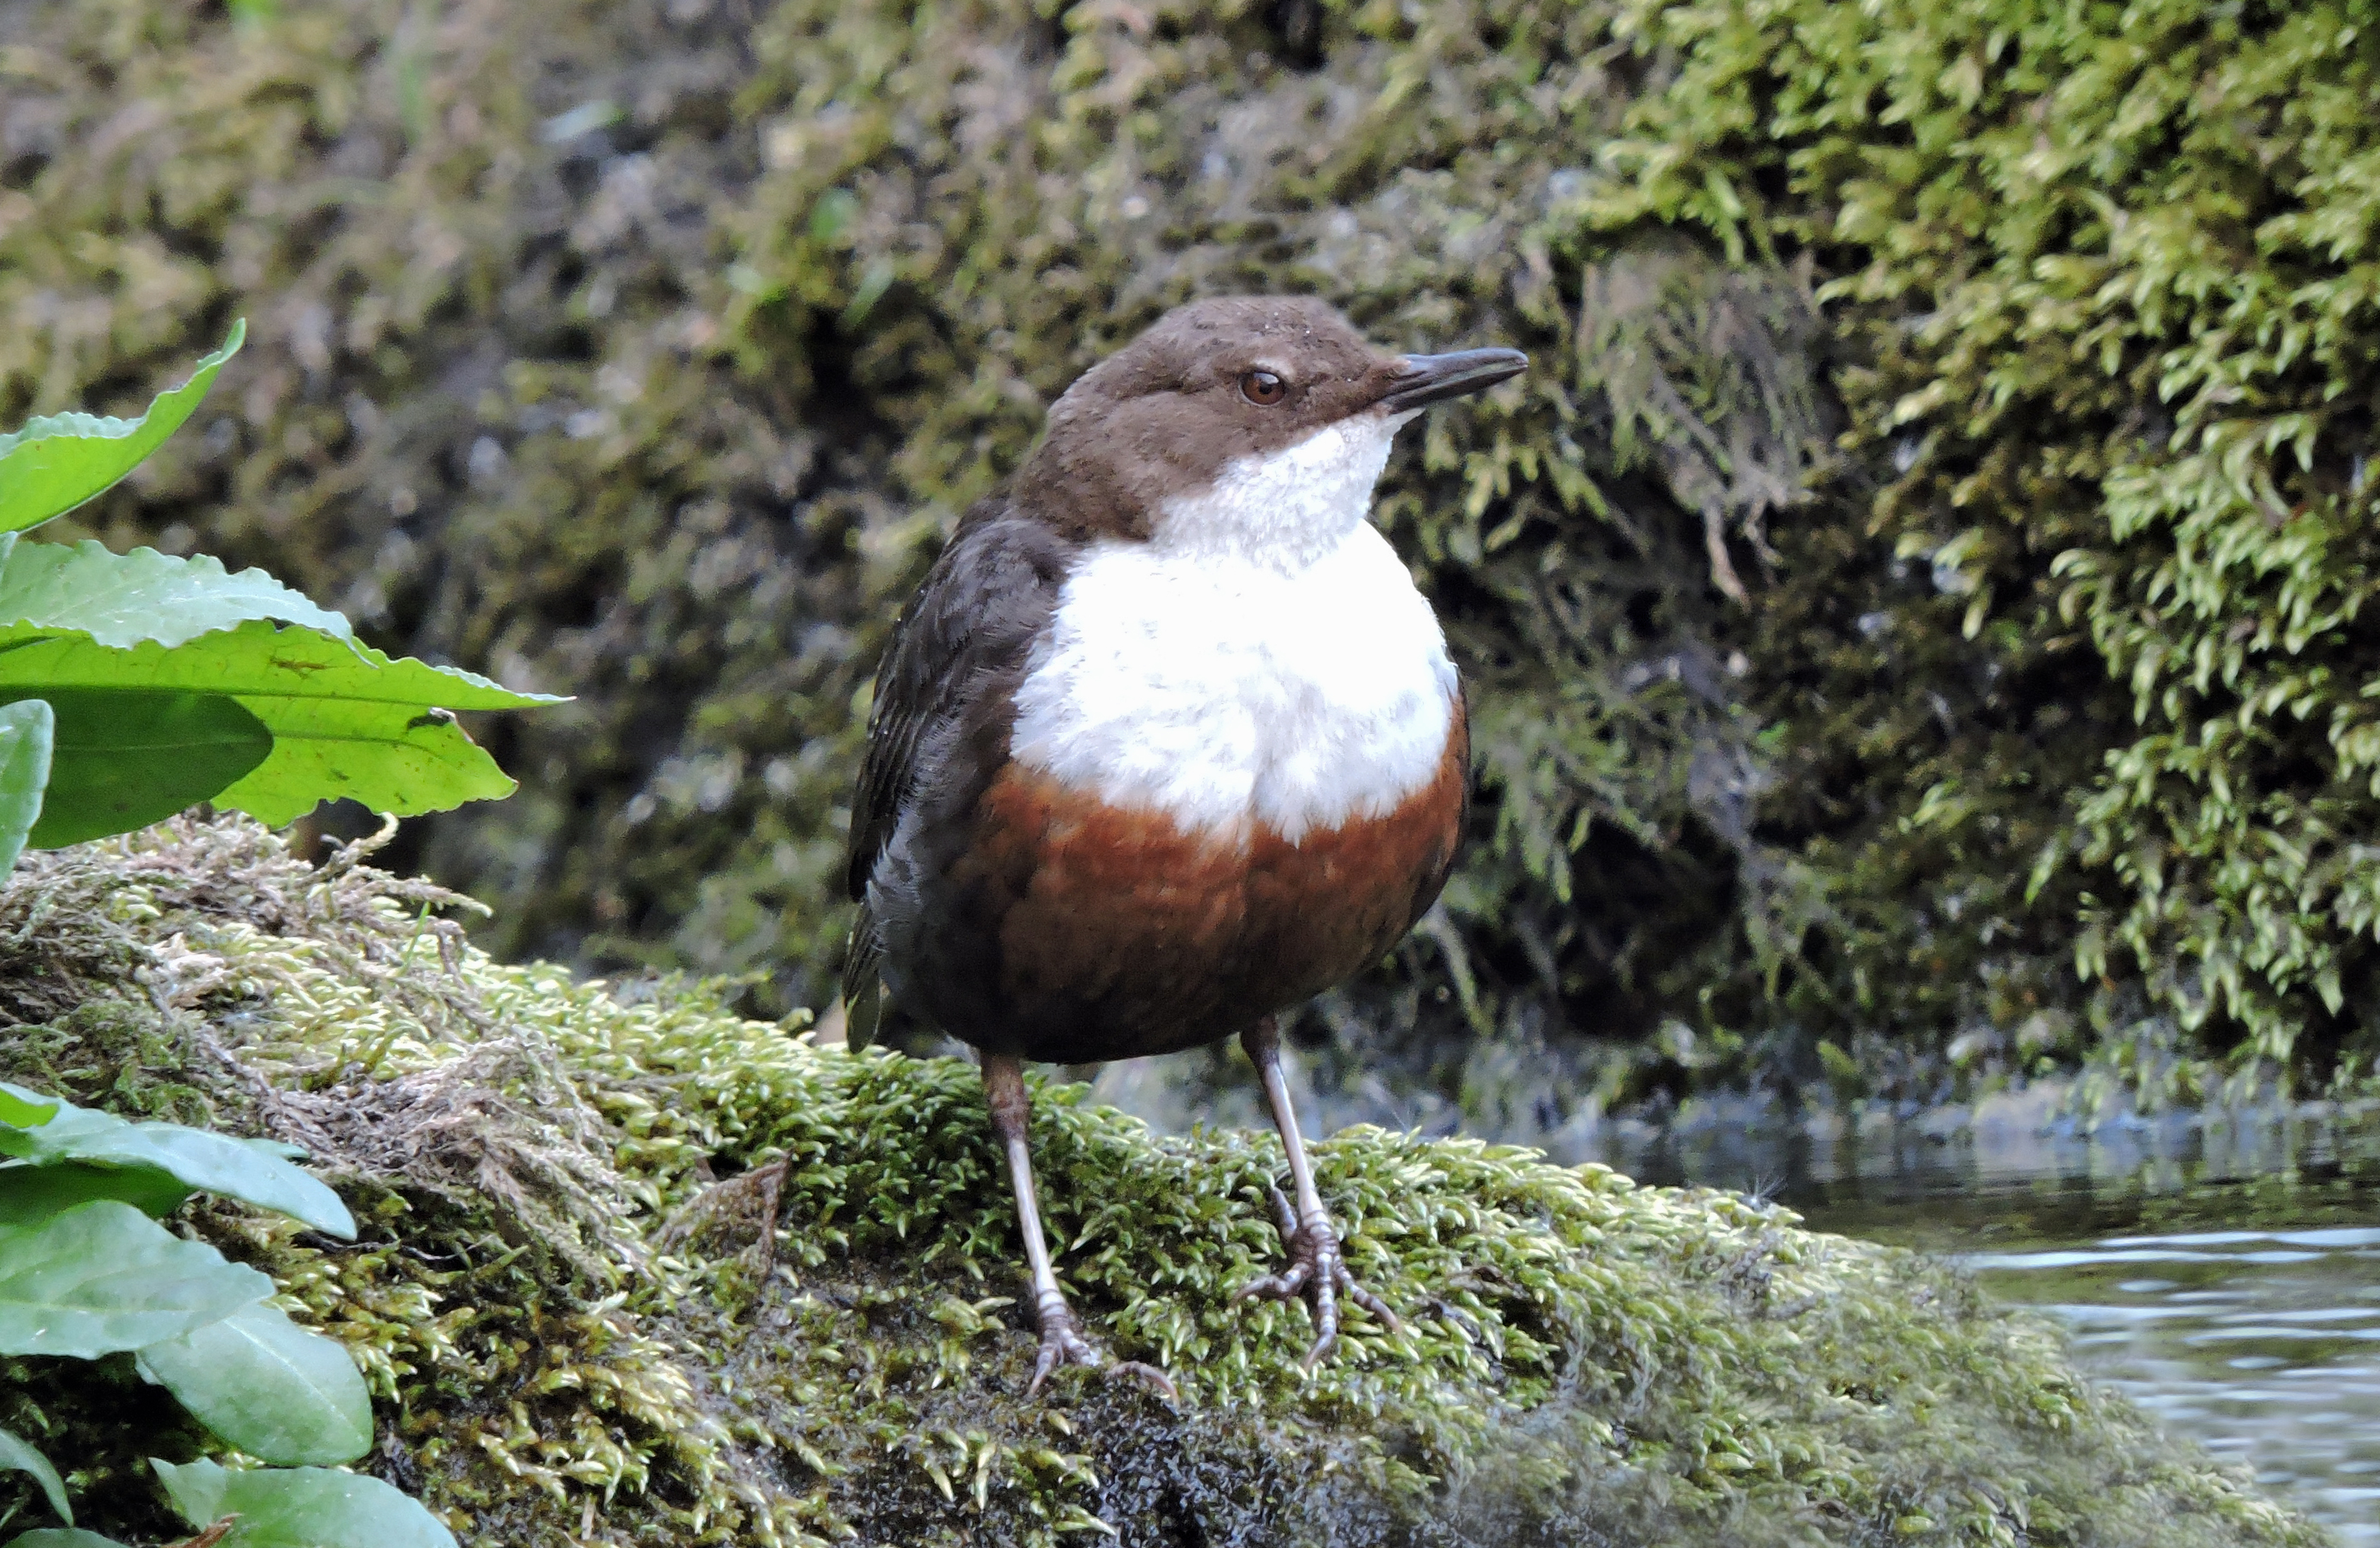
top-left (1240, 369), bottom-right (1287, 406)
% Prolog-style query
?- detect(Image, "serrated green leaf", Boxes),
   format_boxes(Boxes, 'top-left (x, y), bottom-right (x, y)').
top-left (0, 1085), bottom-right (54, 1131)
top-left (0, 1086), bottom-right (353, 1238)
top-left (0, 1427), bottom-right (69, 1525)
top-left (152, 1459), bottom-right (457, 1548)
top-left (0, 700), bottom-right (50, 875)
top-left (0, 1160), bottom-right (193, 1228)
top-left (0, 1200), bottom-right (270, 1358)
top-left (0, 535), bottom-right (351, 650)
top-left (0, 618), bottom-right (536, 707)
top-left (137, 1304), bottom-right (372, 1467)
top-left (0, 322), bottom-right (243, 535)
top-left (16, 690), bottom-right (268, 848)
top-left (0, 622), bottom-right (559, 828)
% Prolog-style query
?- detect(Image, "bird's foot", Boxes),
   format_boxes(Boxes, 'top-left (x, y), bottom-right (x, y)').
top-left (1027, 1296), bottom-right (1101, 1395)
top-left (1234, 1182), bottom-right (1403, 1369)
top-left (1027, 1293), bottom-right (1177, 1401)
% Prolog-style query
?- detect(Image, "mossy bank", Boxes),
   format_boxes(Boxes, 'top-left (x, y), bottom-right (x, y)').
top-left (0, 817), bottom-right (2323, 1547)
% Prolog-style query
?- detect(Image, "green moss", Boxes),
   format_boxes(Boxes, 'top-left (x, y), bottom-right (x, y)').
top-left (0, 816), bottom-right (2327, 1546)
top-left (1585, 0), bottom-right (2380, 1099)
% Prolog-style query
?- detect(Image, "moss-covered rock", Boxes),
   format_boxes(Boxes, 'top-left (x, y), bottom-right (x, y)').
top-left (0, 816), bottom-right (2325, 1546)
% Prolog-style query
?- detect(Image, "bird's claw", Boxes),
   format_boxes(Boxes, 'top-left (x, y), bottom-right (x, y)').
top-left (1108, 1359), bottom-right (1179, 1402)
top-left (1234, 1182), bottom-right (1402, 1369)
top-left (1026, 1299), bottom-right (1178, 1402)
top-left (1027, 1303), bottom-right (1102, 1395)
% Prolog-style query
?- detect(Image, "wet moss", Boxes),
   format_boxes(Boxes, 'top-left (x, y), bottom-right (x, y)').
top-left (0, 816), bottom-right (2328, 1547)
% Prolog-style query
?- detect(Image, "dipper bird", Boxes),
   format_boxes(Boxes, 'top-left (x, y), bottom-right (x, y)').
top-left (842, 295), bottom-right (1526, 1391)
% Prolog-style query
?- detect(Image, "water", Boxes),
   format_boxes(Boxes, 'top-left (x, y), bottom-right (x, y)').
top-left (1600, 1097), bottom-right (2380, 1545)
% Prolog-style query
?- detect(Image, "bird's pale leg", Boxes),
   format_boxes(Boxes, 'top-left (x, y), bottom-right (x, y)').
top-left (982, 1053), bottom-right (1099, 1391)
top-left (1235, 1016), bottom-right (1403, 1369)
top-left (981, 1054), bottom-right (1174, 1399)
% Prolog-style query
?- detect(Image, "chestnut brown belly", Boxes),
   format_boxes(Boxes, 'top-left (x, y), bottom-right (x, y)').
top-left (920, 722), bottom-right (1467, 1064)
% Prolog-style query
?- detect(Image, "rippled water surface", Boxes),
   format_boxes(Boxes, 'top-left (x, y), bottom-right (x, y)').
top-left (1615, 1109), bottom-right (2380, 1544)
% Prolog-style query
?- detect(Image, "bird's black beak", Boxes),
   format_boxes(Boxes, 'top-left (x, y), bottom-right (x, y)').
top-left (1377, 347), bottom-right (1528, 413)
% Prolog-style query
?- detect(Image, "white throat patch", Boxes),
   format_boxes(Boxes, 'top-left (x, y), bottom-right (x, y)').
top-left (1007, 518), bottom-right (1459, 844)
top-left (1149, 409), bottom-right (1418, 571)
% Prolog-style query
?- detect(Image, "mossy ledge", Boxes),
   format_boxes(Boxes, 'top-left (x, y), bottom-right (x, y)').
top-left (0, 816), bottom-right (2320, 1547)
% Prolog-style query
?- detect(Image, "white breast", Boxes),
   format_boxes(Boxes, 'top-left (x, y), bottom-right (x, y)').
top-left (1007, 522), bottom-right (1459, 844)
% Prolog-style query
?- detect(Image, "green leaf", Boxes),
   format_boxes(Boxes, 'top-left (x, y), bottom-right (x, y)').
top-left (0, 1200), bottom-right (270, 1358)
top-left (0, 621), bottom-right (560, 828)
top-left (0, 321), bottom-right (244, 535)
top-left (0, 1160), bottom-right (194, 1228)
top-left (3, 1532), bottom-right (129, 1548)
top-left (18, 690), bottom-right (268, 848)
top-left (0, 535), bottom-right (352, 650)
top-left (0, 1427), bottom-right (69, 1524)
top-left (0, 700), bottom-right (51, 874)
top-left (0, 1086), bottom-right (354, 1238)
top-left (0, 1087), bottom-right (55, 1131)
top-left (151, 1459), bottom-right (457, 1548)
top-left (136, 1304), bottom-right (373, 1467)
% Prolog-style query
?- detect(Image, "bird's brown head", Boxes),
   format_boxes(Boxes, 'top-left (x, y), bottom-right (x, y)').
top-left (1013, 295), bottom-right (1525, 565)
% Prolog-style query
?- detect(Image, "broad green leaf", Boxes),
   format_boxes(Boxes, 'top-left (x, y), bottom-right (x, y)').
top-left (136, 1304), bottom-right (372, 1467)
top-left (3, 1532), bottom-right (129, 1548)
top-left (0, 1427), bottom-right (68, 1524)
top-left (0, 700), bottom-right (49, 874)
top-left (18, 690), bottom-right (268, 848)
top-left (0, 622), bottom-right (560, 827)
top-left (0, 1086), bottom-right (354, 1238)
top-left (0, 1087), bottom-right (54, 1130)
top-left (0, 1160), bottom-right (193, 1228)
top-left (0, 1200), bottom-right (270, 1358)
top-left (152, 1459), bottom-right (457, 1548)
top-left (0, 322), bottom-right (244, 535)
top-left (0, 535), bottom-right (350, 649)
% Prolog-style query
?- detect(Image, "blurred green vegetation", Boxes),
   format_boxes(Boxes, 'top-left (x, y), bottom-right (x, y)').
top-left (4, 0), bottom-right (2377, 1117)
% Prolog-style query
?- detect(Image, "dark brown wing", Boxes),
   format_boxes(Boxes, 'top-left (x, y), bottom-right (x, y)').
top-left (839, 619), bottom-right (923, 1048)
top-left (840, 499), bottom-right (1075, 1043)
top-left (844, 611), bottom-right (934, 906)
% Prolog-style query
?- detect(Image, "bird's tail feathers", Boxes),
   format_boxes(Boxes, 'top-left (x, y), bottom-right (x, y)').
top-left (841, 910), bottom-right (886, 1051)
